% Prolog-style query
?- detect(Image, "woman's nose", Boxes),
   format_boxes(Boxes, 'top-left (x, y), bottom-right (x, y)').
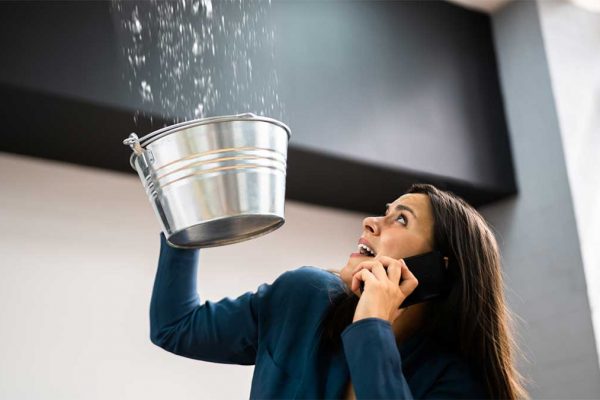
top-left (362, 216), bottom-right (380, 235)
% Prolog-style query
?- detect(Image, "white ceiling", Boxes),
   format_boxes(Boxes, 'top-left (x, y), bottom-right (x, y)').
top-left (444, 0), bottom-right (515, 14)
top-left (446, 0), bottom-right (600, 16)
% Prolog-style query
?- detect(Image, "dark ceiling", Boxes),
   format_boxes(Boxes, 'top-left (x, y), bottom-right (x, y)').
top-left (0, 1), bottom-right (517, 214)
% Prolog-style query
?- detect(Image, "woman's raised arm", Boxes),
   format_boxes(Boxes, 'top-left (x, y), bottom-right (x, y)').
top-left (149, 232), bottom-right (272, 365)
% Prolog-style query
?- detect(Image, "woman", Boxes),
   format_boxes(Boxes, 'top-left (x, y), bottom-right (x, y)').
top-left (149, 183), bottom-right (528, 399)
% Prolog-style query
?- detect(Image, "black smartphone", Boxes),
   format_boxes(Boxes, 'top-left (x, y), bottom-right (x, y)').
top-left (359, 250), bottom-right (450, 308)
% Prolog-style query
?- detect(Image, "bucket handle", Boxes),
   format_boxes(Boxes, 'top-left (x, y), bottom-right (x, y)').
top-left (123, 133), bottom-right (144, 155)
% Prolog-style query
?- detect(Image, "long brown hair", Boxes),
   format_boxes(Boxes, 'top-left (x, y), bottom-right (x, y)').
top-left (322, 183), bottom-right (529, 399)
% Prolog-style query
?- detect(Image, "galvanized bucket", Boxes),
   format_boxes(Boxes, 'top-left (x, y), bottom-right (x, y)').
top-left (123, 113), bottom-right (291, 249)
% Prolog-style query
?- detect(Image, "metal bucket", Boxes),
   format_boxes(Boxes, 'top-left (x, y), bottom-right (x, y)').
top-left (123, 113), bottom-right (291, 249)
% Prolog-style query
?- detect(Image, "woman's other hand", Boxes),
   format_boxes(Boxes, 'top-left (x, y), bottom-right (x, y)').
top-left (351, 256), bottom-right (419, 324)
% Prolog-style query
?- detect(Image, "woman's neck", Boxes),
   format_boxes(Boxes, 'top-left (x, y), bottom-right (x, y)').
top-left (392, 302), bottom-right (428, 346)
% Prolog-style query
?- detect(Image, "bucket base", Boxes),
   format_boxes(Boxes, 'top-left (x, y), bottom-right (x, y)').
top-left (165, 214), bottom-right (285, 249)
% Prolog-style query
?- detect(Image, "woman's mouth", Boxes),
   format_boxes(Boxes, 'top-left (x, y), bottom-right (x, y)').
top-left (350, 243), bottom-right (377, 258)
top-left (358, 243), bottom-right (376, 256)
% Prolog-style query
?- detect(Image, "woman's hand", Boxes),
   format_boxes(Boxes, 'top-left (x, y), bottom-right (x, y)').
top-left (351, 256), bottom-right (419, 325)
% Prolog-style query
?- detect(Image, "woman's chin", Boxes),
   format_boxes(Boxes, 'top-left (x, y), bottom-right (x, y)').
top-left (343, 257), bottom-right (363, 272)
top-left (339, 265), bottom-right (355, 290)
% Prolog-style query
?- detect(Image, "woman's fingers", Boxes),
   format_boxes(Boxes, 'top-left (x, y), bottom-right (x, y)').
top-left (351, 268), bottom-right (376, 292)
top-left (370, 261), bottom-right (388, 281)
top-left (352, 256), bottom-right (419, 298)
top-left (375, 256), bottom-right (402, 284)
top-left (351, 257), bottom-right (403, 291)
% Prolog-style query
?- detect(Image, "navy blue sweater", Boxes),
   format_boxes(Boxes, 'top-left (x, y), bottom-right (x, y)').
top-left (150, 232), bottom-right (488, 399)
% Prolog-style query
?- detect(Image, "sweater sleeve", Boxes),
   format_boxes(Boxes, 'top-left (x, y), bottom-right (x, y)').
top-left (341, 317), bottom-right (414, 399)
top-left (149, 232), bottom-right (272, 365)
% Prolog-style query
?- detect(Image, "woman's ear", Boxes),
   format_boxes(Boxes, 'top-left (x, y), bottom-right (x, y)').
top-left (443, 256), bottom-right (449, 269)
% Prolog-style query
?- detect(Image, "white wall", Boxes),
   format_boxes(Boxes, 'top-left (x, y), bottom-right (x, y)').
top-left (0, 152), bottom-right (367, 399)
top-left (537, 0), bottom-right (600, 365)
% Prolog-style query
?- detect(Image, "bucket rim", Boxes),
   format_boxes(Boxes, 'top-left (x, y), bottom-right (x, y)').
top-left (136, 112), bottom-right (290, 147)
top-left (128, 113), bottom-right (290, 170)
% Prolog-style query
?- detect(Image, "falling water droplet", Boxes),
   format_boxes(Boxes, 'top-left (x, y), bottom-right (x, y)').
top-left (131, 8), bottom-right (142, 34)
top-left (194, 103), bottom-right (204, 117)
top-left (140, 81), bottom-right (153, 102)
top-left (192, 41), bottom-right (200, 56)
top-left (202, 0), bottom-right (213, 18)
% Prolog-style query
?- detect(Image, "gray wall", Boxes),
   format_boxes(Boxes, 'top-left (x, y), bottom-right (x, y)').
top-left (537, 0), bottom-right (600, 364)
top-left (480, 0), bottom-right (600, 397)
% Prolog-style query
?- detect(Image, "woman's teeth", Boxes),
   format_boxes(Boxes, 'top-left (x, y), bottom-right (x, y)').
top-left (357, 243), bottom-right (375, 256)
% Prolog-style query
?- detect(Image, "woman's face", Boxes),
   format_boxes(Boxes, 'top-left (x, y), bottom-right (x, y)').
top-left (340, 193), bottom-right (435, 292)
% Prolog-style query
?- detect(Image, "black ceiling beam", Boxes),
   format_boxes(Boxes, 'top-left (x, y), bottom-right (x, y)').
top-left (0, 83), bottom-right (515, 213)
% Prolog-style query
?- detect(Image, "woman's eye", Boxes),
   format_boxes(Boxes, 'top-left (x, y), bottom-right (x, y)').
top-left (396, 214), bottom-right (407, 225)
